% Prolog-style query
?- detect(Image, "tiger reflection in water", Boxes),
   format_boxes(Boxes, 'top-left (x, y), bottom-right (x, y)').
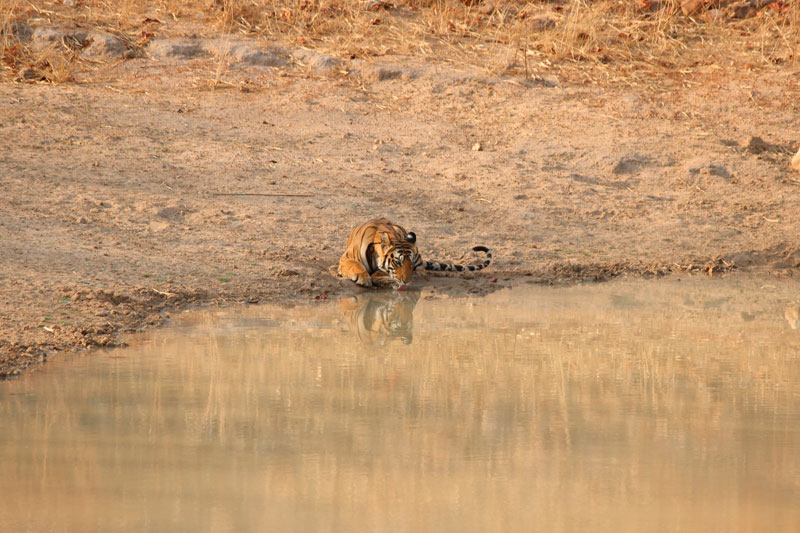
top-left (337, 290), bottom-right (420, 345)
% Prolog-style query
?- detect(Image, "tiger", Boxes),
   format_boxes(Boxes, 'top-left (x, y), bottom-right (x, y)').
top-left (337, 218), bottom-right (492, 288)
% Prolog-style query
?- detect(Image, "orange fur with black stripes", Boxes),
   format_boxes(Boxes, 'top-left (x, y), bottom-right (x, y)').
top-left (338, 218), bottom-right (491, 288)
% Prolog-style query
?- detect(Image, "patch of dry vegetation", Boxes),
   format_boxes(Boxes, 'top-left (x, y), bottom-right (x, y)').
top-left (1, 0), bottom-right (798, 84)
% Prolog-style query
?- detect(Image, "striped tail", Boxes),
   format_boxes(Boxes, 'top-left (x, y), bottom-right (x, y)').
top-left (423, 246), bottom-right (492, 272)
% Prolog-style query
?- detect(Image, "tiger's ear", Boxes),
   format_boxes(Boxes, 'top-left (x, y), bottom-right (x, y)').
top-left (380, 232), bottom-right (391, 247)
top-left (406, 232), bottom-right (416, 243)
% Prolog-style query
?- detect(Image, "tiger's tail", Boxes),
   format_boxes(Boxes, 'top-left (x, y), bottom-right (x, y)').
top-left (423, 246), bottom-right (492, 273)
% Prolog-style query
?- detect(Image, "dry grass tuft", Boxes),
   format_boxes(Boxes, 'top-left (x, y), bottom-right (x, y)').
top-left (1, 1), bottom-right (22, 76)
top-left (2, 0), bottom-right (798, 85)
top-left (1, 0), bottom-right (84, 82)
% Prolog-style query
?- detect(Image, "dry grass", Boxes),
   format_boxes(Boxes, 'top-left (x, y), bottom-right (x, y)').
top-left (0, 0), bottom-right (21, 75)
top-left (1, 0), bottom-right (798, 84)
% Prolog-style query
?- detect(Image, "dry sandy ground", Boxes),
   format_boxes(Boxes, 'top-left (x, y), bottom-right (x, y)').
top-left (2, 28), bottom-right (800, 376)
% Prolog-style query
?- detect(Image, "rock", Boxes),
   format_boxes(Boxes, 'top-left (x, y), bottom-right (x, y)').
top-left (791, 147), bottom-right (800, 173)
top-left (743, 135), bottom-right (772, 154)
top-left (28, 27), bottom-right (90, 52)
top-left (726, 1), bottom-right (758, 19)
top-left (21, 68), bottom-right (38, 80)
top-left (156, 207), bottom-right (186, 221)
top-left (472, 142), bottom-right (482, 152)
top-left (708, 165), bottom-right (732, 179)
top-left (360, 65), bottom-right (417, 83)
top-left (293, 49), bottom-right (340, 73)
top-left (521, 75), bottom-right (559, 88)
top-left (83, 33), bottom-right (126, 58)
top-left (725, 250), bottom-right (758, 267)
top-left (148, 40), bottom-right (208, 59)
top-left (686, 159), bottom-right (732, 178)
top-left (611, 156), bottom-right (650, 175)
top-left (681, 0), bottom-right (751, 16)
top-left (227, 44), bottom-right (287, 67)
top-left (31, 27), bottom-right (68, 46)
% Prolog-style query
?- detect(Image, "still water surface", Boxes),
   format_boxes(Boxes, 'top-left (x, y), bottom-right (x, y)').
top-left (2, 277), bottom-right (800, 531)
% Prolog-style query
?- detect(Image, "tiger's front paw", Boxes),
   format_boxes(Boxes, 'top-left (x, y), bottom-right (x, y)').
top-left (355, 274), bottom-right (373, 288)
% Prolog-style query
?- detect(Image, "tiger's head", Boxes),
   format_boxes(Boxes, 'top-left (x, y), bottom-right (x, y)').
top-left (379, 231), bottom-right (422, 288)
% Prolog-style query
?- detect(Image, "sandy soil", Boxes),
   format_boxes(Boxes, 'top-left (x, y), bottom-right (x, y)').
top-left (2, 26), bottom-right (800, 377)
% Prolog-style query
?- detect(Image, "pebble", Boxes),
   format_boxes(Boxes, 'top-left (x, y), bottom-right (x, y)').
top-left (472, 142), bottom-right (482, 151)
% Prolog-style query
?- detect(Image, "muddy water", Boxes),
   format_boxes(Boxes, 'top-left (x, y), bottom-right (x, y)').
top-left (2, 277), bottom-right (800, 532)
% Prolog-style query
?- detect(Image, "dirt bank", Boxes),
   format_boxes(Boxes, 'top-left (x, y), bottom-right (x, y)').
top-left (2, 17), bottom-right (800, 377)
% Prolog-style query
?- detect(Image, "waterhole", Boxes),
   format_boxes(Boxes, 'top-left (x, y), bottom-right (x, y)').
top-left (2, 277), bottom-right (800, 531)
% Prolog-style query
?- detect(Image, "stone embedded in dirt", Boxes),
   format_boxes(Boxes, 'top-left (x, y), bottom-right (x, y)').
top-left (742, 135), bottom-right (773, 154)
top-left (680, 0), bottom-right (766, 18)
top-left (521, 75), bottom-right (559, 88)
top-left (83, 33), bottom-right (126, 58)
top-left (708, 165), bottom-right (733, 179)
top-left (148, 40), bottom-right (209, 59)
top-left (686, 158), bottom-right (732, 179)
top-left (27, 27), bottom-right (105, 53)
top-left (226, 44), bottom-right (287, 67)
top-left (360, 65), bottom-right (418, 83)
top-left (293, 50), bottom-right (341, 74)
top-left (156, 207), bottom-right (186, 221)
top-left (791, 147), bottom-right (800, 173)
top-left (725, 251), bottom-right (758, 267)
top-left (726, 1), bottom-right (759, 19)
top-left (472, 142), bottom-right (482, 152)
top-left (611, 156), bottom-right (650, 175)
top-left (30, 27), bottom-right (71, 46)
